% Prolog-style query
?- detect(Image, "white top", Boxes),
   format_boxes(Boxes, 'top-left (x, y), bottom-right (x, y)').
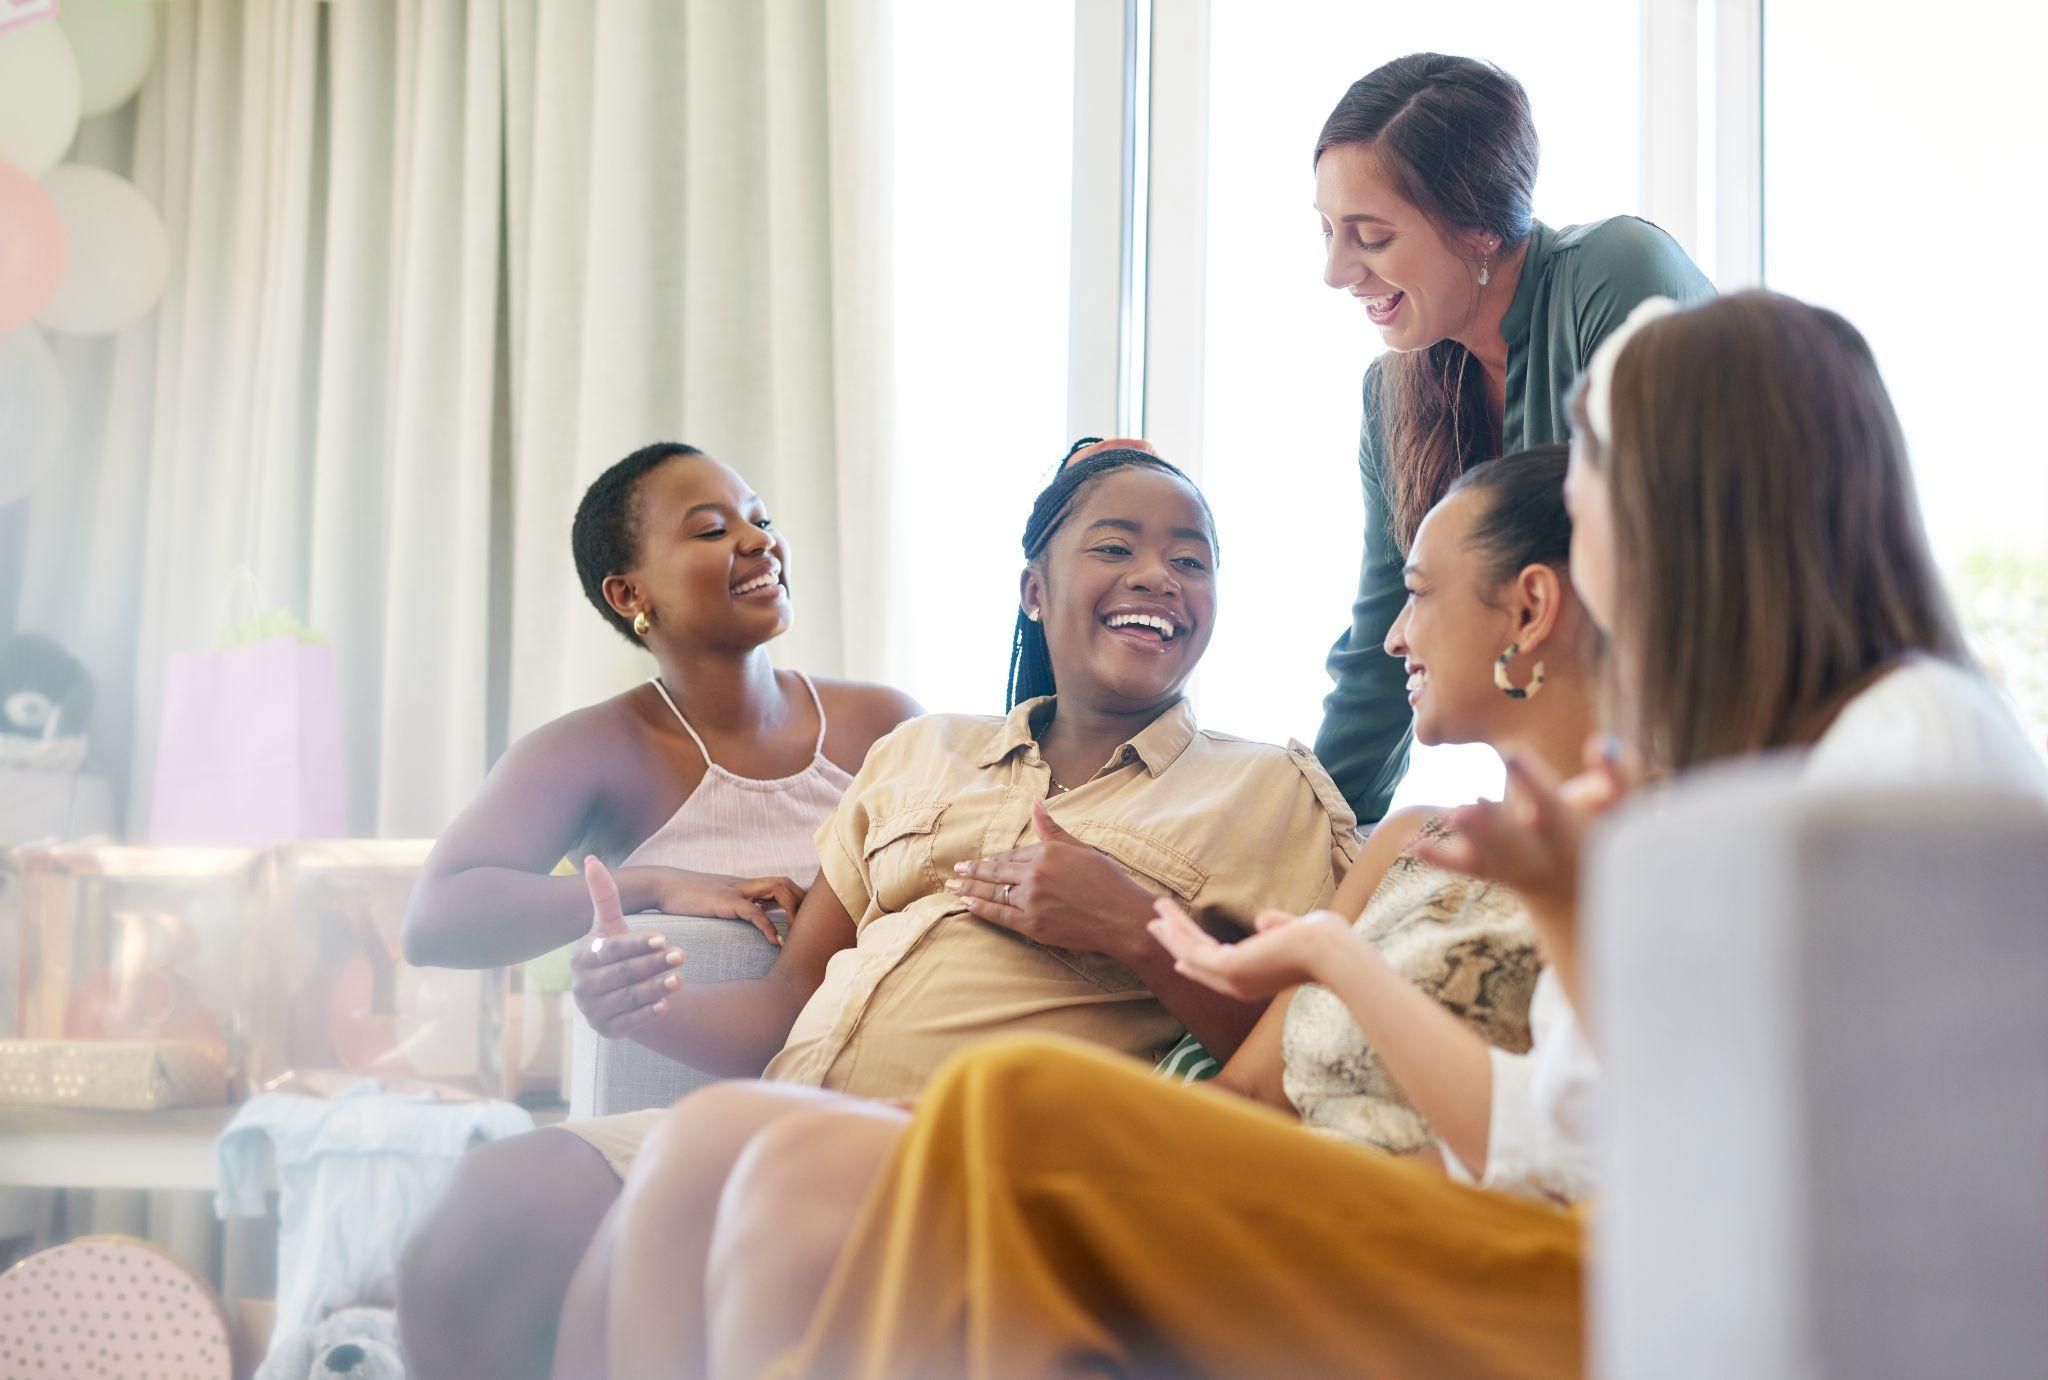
top-left (1442, 969), bottom-right (1598, 1202)
top-left (1802, 655), bottom-right (2048, 793)
top-left (1442, 656), bottom-right (2046, 1202)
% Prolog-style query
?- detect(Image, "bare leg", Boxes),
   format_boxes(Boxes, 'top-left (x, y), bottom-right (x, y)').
top-left (551, 1197), bottom-right (624, 1380)
top-left (702, 1107), bottom-right (909, 1380)
top-left (397, 1127), bottom-right (619, 1380)
top-left (605, 1083), bottom-right (908, 1380)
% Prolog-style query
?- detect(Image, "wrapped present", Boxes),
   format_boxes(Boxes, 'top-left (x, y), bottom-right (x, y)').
top-left (0, 1037), bottom-right (229, 1109)
top-left (13, 844), bottom-right (263, 1087)
top-left (255, 840), bottom-right (526, 1099)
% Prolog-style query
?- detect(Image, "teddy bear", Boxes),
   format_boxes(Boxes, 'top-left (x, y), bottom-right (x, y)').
top-left (0, 632), bottom-right (93, 742)
top-left (255, 1305), bottom-right (405, 1380)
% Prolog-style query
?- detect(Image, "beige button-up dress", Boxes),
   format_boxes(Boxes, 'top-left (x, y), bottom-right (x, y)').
top-left (763, 696), bottom-right (1359, 1098)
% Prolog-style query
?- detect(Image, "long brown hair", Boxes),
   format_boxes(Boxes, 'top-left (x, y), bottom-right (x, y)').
top-left (1580, 291), bottom-right (1965, 771)
top-left (1316, 54), bottom-right (1539, 551)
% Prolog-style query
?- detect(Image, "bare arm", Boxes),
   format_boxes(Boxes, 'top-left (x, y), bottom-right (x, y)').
top-left (1117, 930), bottom-right (1270, 1060)
top-left (574, 864), bottom-right (858, 1078)
top-left (1305, 933), bottom-right (1497, 1174)
top-left (1150, 901), bottom-right (1498, 1176)
top-left (403, 708), bottom-right (796, 968)
top-left (1329, 806), bottom-right (1437, 920)
top-left (1204, 806), bottom-right (1436, 1110)
top-left (1206, 986), bottom-right (1298, 1112)
top-left (403, 710), bottom-right (640, 968)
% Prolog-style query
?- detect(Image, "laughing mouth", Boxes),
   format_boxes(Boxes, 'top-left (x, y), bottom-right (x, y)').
top-left (1104, 611), bottom-right (1182, 643)
top-left (730, 564), bottom-right (782, 597)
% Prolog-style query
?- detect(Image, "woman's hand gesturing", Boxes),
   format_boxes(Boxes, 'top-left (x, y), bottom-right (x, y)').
top-left (1147, 897), bottom-right (1359, 1002)
top-left (1413, 736), bottom-right (1639, 954)
top-left (571, 856), bottom-right (684, 1039)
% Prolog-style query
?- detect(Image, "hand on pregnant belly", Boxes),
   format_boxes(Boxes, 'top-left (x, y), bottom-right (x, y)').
top-left (944, 799), bottom-right (1155, 956)
top-left (573, 856), bottom-right (686, 1039)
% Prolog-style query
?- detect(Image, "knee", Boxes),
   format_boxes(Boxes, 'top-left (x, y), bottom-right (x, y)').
top-left (927, 1033), bottom-right (1111, 1116)
top-left (621, 1081), bottom-right (792, 1212)
top-left (399, 1129), bottom-right (614, 1315)
top-left (723, 1110), bottom-right (854, 1214)
top-left (401, 1135), bottom-right (520, 1306)
top-left (711, 1111), bottom-right (873, 1271)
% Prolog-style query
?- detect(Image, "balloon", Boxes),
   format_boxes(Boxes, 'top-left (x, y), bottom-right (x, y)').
top-left (37, 164), bottom-right (169, 336)
top-left (0, 160), bottom-right (66, 331)
top-left (0, 325), bottom-right (67, 509)
top-left (57, 0), bottom-right (160, 117)
top-left (0, 20), bottom-right (82, 176)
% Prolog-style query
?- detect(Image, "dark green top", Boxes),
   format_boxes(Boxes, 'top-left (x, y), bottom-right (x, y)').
top-left (1314, 217), bottom-right (1714, 825)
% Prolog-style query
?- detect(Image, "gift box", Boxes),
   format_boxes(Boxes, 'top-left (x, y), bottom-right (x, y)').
top-left (12, 844), bottom-right (264, 1086)
top-left (254, 840), bottom-right (530, 1099)
top-left (0, 1038), bottom-right (230, 1109)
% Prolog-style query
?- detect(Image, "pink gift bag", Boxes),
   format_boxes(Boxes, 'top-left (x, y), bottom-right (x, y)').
top-left (149, 635), bottom-right (347, 846)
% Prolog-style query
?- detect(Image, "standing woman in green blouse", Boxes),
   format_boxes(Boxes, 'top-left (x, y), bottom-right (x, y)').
top-left (1312, 53), bottom-right (1713, 823)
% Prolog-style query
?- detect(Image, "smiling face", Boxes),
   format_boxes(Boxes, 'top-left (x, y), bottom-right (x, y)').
top-left (1315, 141), bottom-right (1492, 353)
top-left (1022, 467), bottom-right (1218, 712)
top-left (605, 454), bottom-right (793, 652)
top-left (1381, 489), bottom-right (1525, 746)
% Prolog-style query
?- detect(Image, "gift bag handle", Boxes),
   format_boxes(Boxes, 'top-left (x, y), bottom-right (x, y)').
top-left (215, 565), bottom-right (266, 641)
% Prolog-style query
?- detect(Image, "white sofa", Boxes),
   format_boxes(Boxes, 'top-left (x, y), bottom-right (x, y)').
top-left (1591, 762), bottom-right (2048, 1378)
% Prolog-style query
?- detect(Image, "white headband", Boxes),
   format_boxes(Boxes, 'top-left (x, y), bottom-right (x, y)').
top-left (1581, 295), bottom-right (1681, 448)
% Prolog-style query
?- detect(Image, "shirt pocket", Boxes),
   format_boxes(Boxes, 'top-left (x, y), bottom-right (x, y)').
top-left (861, 801), bottom-right (947, 916)
top-left (1046, 823), bottom-right (1210, 993)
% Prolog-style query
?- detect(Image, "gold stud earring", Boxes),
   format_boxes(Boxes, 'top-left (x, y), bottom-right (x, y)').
top-left (1026, 608), bottom-right (1041, 623)
top-left (1493, 642), bottom-right (1545, 700)
top-left (632, 611), bottom-right (652, 638)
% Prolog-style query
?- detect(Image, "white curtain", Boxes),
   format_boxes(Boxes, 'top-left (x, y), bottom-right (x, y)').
top-left (8, 0), bottom-right (895, 840)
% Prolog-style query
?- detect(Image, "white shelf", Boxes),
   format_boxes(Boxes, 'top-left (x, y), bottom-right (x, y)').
top-left (0, 1105), bottom-right (237, 1192)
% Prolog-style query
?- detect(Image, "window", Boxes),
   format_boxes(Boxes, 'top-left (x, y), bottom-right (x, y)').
top-left (1763, 1), bottom-right (2048, 750)
top-left (886, 1), bottom-right (1079, 715)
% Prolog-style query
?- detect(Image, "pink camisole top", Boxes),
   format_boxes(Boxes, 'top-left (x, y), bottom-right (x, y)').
top-left (617, 672), bottom-right (854, 888)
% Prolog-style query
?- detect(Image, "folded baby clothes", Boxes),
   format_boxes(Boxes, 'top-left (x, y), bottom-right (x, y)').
top-left (215, 1080), bottom-right (533, 1346)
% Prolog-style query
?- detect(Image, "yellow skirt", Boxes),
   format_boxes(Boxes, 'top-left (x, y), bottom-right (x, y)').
top-left (775, 1034), bottom-right (1583, 1379)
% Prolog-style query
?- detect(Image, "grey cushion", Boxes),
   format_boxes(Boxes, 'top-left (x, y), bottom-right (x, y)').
top-left (566, 914), bottom-right (785, 1120)
top-left (1591, 763), bottom-right (2048, 1378)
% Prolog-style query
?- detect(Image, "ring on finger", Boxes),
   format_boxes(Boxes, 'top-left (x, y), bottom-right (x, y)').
top-left (1000, 883), bottom-right (1012, 907)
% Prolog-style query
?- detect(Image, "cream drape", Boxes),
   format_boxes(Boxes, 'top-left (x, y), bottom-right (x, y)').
top-left (7, 0), bottom-right (895, 840)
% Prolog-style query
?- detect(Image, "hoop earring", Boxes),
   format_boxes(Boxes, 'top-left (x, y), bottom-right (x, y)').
top-left (1493, 642), bottom-right (1545, 700)
top-left (632, 611), bottom-right (652, 638)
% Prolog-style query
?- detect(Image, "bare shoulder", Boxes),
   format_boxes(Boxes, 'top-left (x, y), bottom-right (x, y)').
top-left (808, 675), bottom-right (925, 752)
top-left (487, 690), bottom-right (665, 801)
top-left (517, 689), bottom-right (647, 762)
top-left (1363, 805), bottom-right (1439, 868)
top-left (1330, 804), bottom-right (1441, 920)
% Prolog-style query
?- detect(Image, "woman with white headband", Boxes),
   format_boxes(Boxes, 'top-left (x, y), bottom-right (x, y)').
top-left (730, 292), bottom-right (2042, 1380)
top-left (1309, 53), bottom-right (1713, 825)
